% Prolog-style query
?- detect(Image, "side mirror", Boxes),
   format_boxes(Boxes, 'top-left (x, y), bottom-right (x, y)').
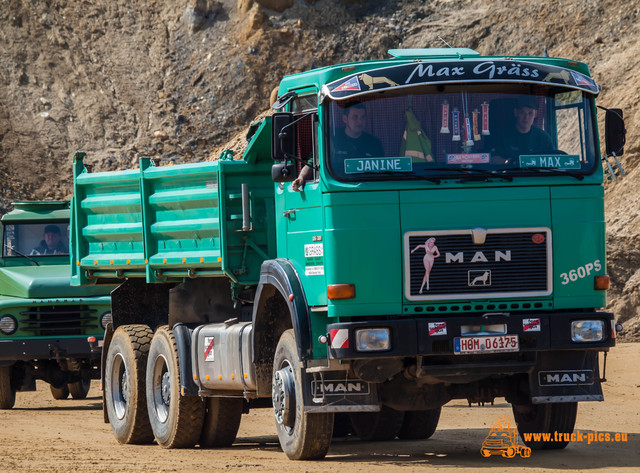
top-left (271, 162), bottom-right (296, 182)
top-left (272, 112), bottom-right (296, 161)
top-left (605, 108), bottom-right (625, 156)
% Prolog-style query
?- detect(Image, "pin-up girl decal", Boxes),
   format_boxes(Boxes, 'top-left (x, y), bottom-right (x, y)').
top-left (411, 237), bottom-right (440, 293)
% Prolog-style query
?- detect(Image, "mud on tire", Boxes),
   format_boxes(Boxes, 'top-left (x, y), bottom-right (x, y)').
top-left (512, 401), bottom-right (578, 450)
top-left (0, 366), bottom-right (16, 409)
top-left (272, 329), bottom-right (333, 460)
top-left (146, 326), bottom-right (204, 448)
top-left (199, 397), bottom-right (243, 448)
top-left (104, 324), bottom-right (155, 444)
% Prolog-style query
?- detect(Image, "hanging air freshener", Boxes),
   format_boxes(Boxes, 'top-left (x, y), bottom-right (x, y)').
top-left (472, 109), bottom-right (480, 141)
top-left (452, 108), bottom-right (460, 141)
top-left (440, 100), bottom-right (450, 134)
top-left (481, 102), bottom-right (490, 135)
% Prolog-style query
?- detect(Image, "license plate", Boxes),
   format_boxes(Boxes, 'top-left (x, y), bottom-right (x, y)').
top-left (454, 335), bottom-right (519, 354)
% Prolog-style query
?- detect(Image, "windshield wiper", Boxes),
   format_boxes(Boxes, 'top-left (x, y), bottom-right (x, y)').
top-left (370, 171), bottom-right (442, 184)
top-left (426, 167), bottom-right (513, 182)
top-left (500, 167), bottom-right (585, 181)
top-left (3, 245), bottom-right (40, 266)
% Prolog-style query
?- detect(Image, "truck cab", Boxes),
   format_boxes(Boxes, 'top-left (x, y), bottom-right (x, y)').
top-left (0, 201), bottom-right (113, 407)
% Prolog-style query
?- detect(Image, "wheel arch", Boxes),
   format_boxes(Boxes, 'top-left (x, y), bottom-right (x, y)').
top-left (252, 259), bottom-right (312, 396)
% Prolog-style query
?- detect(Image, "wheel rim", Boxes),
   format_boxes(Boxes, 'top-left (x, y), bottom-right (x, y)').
top-left (111, 353), bottom-right (129, 420)
top-left (272, 362), bottom-right (295, 430)
top-left (151, 354), bottom-right (170, 424)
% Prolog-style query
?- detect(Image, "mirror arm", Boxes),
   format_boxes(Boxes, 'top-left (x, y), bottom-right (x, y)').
top-left (277, 112), bottom-right (319, 171)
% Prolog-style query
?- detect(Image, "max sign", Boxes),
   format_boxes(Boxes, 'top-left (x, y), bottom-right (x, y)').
top-left (324, 60), bottom-right (599, 100)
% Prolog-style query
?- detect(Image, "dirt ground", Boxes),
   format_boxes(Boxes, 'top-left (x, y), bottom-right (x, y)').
top-left (0, 343), bottom-right (638, 473)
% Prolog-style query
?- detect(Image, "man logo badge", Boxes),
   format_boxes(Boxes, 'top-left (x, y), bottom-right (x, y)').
top-left (468, 270), bottom-right (491, 287)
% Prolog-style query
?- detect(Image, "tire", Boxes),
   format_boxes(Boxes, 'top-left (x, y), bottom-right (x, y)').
top-left (199, 397), bottom-right (243, 448)
top-left (68, 378), bottom-right (91, 400)
top-left (50, 384), bottom-right (70, 400)
top-left (349, 406), bottom-right (404, 441)
top-left (104, 324), bottom-right (155, 444)
top-left (332, 413), bottom-right (353, 438)
top-left (0, 366), bottom-right (16, 409)
top-left (512, 401), bottom-right (578, 450)
top-left (397, 408), bottom-right (441, 440)
top-left (146, 326), bottom-right (205, 448)
top-left (272, 329), bottom-right (333, 460)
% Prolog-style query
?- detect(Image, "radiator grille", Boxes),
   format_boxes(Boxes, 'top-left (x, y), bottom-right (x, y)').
top-left (405, 229), bottom-right (550, 301)
top-left (20, 306), bottom-right (99, 336)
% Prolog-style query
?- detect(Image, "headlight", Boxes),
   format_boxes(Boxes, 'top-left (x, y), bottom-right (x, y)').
top-left (100, 311), bottom-right (113, 330)
top-left (571, 320), bottom-right (605, 342)
top-left (0, 315), bottom-right (17, 335)
top-left (355, 328), bottom-right (391, 352)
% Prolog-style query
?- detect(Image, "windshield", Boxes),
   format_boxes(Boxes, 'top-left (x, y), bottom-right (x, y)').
top-left (326, 84), bottom-right (597, 181)
top-left (2, 222), bottom-right (69, 257)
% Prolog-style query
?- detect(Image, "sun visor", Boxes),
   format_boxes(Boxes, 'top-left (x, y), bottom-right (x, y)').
top-left (320, 60), bottom-right (599, 102)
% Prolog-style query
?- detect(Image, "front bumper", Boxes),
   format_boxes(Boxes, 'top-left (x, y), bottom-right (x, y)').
top-left (0, 337), bottom-right (102, 362)
top-left (327, 311), bottom-right (615, 359)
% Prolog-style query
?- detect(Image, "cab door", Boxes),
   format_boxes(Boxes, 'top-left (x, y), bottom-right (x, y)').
top-left (277, 92), bottom-right (327, 306)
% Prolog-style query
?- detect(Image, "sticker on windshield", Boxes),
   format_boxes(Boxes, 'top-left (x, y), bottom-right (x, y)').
top-left (519, 155), bottom-right (581, 169)
top-left (344, 156), bottom-right (413, 174)
top-left (447, 153), bottom-right (490, 164)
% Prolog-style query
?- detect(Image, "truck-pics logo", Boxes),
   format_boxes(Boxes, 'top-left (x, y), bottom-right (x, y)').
top-left (539, 370), bottom-right (593, 386)
top-left (481, 417), bottom-right (531, 458)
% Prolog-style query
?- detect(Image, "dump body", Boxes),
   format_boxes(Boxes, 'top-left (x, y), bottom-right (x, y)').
top-left (0, 201), bottom-right (113, 405)
top-left (75, 49), bottom-right (620, 459)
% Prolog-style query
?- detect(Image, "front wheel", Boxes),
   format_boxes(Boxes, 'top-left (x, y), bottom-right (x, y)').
top-left (349, 406), bottom-right (404, 441)
top-left (272, 329), bottom-right (333, 460)
top-left (0, 366), bottom-right (16, 409)
top-left (512, 401), bottom-right (578, 450)
top-left (397, 408), bottom-right (441, 440)
top-left (146, 326), bottom-right (204, 448)
top-left (68, 378), bottom-right (91, 400)
top-left (50, 384), bottom-right (70, 400)
top-left (104, 324), bottom-right (155, 444)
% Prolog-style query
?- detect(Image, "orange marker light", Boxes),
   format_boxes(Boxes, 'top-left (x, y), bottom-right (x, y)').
top-left (231, 374), bottom-right (235, 380)
top-left (182, 258), bottom-right (186, 263)
top-left (594, 275), bottom-right (610, 290)
top-left (163, 258), bottom-right (167, 264)
top-left (200, 258), bottom-right (204, 263)
top-left (327, 284), bottom-right (356, 300)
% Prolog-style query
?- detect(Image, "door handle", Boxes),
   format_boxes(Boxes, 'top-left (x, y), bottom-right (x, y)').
top-left (283, 210), bottom-right (296, 219)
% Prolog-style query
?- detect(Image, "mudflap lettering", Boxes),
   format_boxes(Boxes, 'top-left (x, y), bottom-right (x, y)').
top-left (529, 350), bottom-right (604, 403)
top-left (302, 370), bottom-right (380, 413)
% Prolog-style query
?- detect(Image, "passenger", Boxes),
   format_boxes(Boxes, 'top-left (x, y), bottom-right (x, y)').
top-left (31, 225), bottom-right (67, 255)
top-left (488, 96), bottom-right (555, 165)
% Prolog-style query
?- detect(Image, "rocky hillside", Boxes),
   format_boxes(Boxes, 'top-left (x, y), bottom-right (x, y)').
top-left (1, 0), bottom-right (639, 338)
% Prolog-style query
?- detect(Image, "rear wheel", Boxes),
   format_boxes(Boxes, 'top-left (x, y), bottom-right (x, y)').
top-left (272, 329), bottom-right (333, 460)
top-left (68, 378), bottom-right (91, 400)
top-left (512, 401), bottom-right (578, 450)
top-left (50, 384), bottom-right (70, 400)
top-left (397, 408), bottom-right (441, 440)
top-left (104, 324), bottom-right (154, 444)
top-left (199, 397), bottom-right (243, 447)
top-left (349, 406), bottom-right (404, 441)
top-left (146, 326), bottom-right (204, 448)
top-left (0, 366), bottom-right (16, 409)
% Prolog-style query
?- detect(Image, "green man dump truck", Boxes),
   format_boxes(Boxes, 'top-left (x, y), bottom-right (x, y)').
top-left (0, 201), bottom-right (113, 408)
top-left (70, 48), bottom-right (624, 459)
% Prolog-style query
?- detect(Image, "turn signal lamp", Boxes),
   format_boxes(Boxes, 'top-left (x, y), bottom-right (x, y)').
top-left (327, 284), bottom-right (355, 300)
top-left (594, 275), bottom-right (610, 290)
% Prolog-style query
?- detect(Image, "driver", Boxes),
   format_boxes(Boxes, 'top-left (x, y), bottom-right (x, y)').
top-left (31, 225), bottom-right (67, 255)
top-left (489, 96), bottom-right (555, 164)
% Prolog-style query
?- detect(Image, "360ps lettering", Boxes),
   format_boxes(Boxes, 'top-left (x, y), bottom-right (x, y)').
top-left (560, 259), bottom-right (601, 285)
